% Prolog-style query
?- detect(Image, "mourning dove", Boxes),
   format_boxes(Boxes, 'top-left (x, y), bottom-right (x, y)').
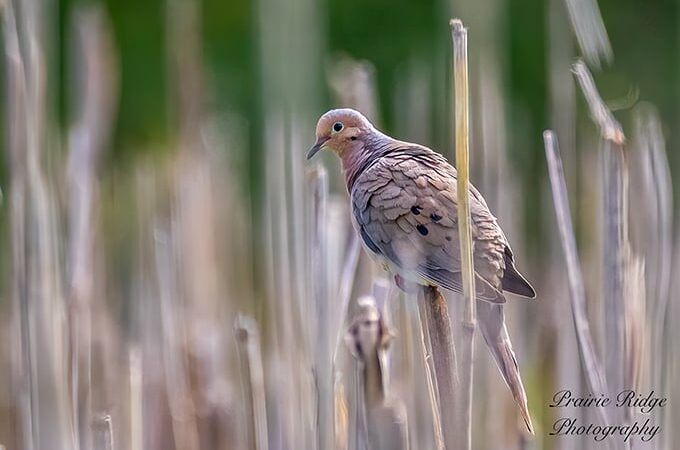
top-left (308, 108), bottom-right (536, 433)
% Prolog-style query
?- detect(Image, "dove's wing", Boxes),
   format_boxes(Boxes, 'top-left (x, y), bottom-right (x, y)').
top-left (351, 144), bottom-right (508, 303)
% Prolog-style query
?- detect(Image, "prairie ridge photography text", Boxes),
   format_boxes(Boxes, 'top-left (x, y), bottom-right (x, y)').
top-left (549, 390), bottom-right (667, 442)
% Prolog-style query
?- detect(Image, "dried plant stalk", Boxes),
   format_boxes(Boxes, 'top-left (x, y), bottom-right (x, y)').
top-left (622, 254), bottom-right (645, 400)
top-left (67, 6), bottom-right (118, 449)
top-left (562, 0), bottom-right (613, 67)
top-left (92, 414), bottom-right (114, 450)
top-left (601, 139), bottom-right (627, 401)
top-left (632, 106), bottom-right (672, 374)
top-left (346, 297), bottom-right (408, 450)
top-left (4, 0), bottom-right (73, 448)
top-left (235, 317), bottom-right (269, 450)
top-left (451, 18), bottom-right (475, 450)
top-left (543, 130), bottom-right (611, 431)
top-left (417, 304), bottom-right (445, 450)
top-left (631, 105), bottom-right (672, 449)
top-left (155, 229), bottom-right (201, 450)
top-left (334, 380), bottom-right (349, 450)
top-left (333, 232), bottom-right (363, 361)
top-left (128, 348), bottom-right (143, 450)
top-left (571, 60), bottom-right (624, 145)
top-left (573, 62), bottom-right (641, 439)
top-left (417, 287), bottom-right (457, 450)
top-left (309, 165), bottom-right (334, 450)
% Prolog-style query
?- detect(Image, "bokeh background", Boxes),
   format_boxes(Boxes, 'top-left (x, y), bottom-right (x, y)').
top-left (0, 0), bottom-right (678, 449)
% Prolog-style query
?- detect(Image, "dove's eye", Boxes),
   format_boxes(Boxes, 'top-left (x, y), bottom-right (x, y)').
top-left (332, 121), bottom-right (344, 133)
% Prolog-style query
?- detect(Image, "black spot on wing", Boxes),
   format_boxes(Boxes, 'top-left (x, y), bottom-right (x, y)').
top-left (430, 213), bottom-right (442, 222)
top-left (416, 224), bottom-right (429, 236)
top-left (410, 205), bottom-right (422, 215)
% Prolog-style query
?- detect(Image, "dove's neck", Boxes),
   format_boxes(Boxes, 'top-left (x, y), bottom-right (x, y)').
top-left (340, 131), bottom-right (395, 192)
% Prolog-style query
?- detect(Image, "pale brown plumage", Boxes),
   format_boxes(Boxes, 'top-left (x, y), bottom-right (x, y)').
top-left (309, 108), bottom-right (536, 433)
top-left (308, 108), bottom-right (535, 302)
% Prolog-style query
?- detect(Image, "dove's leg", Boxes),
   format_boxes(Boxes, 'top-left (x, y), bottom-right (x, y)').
top-left (393, 274), bottom-right (421, 295)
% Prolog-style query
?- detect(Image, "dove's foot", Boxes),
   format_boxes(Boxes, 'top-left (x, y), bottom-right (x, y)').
top-left (394, 274), bottom-right (421, 294)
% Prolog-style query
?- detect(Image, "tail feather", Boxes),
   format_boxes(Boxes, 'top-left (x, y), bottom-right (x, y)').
top-left (477, 300), bottom-right (534, 434)
top-left (502, 265), bottom-right (536, 298)
top-left (502, 250), bottom-right (536, 298)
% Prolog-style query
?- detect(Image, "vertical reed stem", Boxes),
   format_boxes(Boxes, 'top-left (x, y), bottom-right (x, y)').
top-left (309, 165), bottom-right (334, 450)
top-left (451, 18), bottom-right (475, 450)
top-left (417, 287), bottom-right (457, 450)
top-left (5, 1), bottom-right (72, 448)
top-left (235, 316), bottom-right (269, 450)
top-left (347, 297), bottom-right (408, 450)
top-left (67, 7), bottom-right (117, 449)
top-left (92, 414), bottom-right (114, 450)
top-left (601, 140), bottom-right (626, 399)
top-left (417, 304), bottom-right (445, 450)
top-left (543, 130), bottom-right (612, 432)
top-left (572, 61), bottom-right (633, 440)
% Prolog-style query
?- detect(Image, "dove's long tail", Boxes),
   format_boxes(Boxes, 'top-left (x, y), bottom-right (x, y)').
top-left (477, 300), bottom-right (534, 434)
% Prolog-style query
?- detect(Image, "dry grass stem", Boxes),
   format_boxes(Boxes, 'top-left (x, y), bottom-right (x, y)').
top-left (450, 18), bottom-right (475, 450)
top-left (92, 414), bottom-right (114, 450)
top-left (128, 348), bottom-right (142, 450)
top-left (155, 229), bottom-right (201, 450)
top-left (543, 130), bottom-right (612, 432)
top-left (4, 0), bottom-right (73, 448)
top-left (622, 255), bottom-right (645, 399)
top-left (309, 164), bottom-right (335, 450)
top-left (66, 6), bottom-right (118, 449)
top-left (632, 106), bottom-right (673, 387)
top-left (346, 297), bottom-right (408, 450)
top-left (630, 105), bottom-right (671, 448)
top-left (572, 60), bottom-right (624, 145)
top-left (333, 227), bottom-right (362, 363)
top-left (573, 62), bottom-right (643, 439)
top-left (417, 287), bottom-right (457, 450)
top-left (235, 316), bottom-right (269, 450)
top-left (417, 306), bottom-right (445, 450)
top-left (601, 139), bottom-right (627, 407)
top-left (563, 0), bottom-right (613, 67)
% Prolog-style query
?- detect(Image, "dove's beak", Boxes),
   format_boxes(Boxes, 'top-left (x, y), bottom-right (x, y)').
top-left (307, 136), bottom-right (329, 160)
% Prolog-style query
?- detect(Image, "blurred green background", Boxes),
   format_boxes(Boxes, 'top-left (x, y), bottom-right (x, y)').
top-left (48, 0), bottom-right (678, 253)
top-left (93, 0), bottom-right (679, 148)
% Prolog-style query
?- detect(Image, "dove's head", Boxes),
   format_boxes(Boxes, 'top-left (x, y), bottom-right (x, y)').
top-left (307, 108), bottom-right (375, 160)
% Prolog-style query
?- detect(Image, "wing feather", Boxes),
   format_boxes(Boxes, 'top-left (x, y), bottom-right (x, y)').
top-left (351, 144), bottom-right (510, 303)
